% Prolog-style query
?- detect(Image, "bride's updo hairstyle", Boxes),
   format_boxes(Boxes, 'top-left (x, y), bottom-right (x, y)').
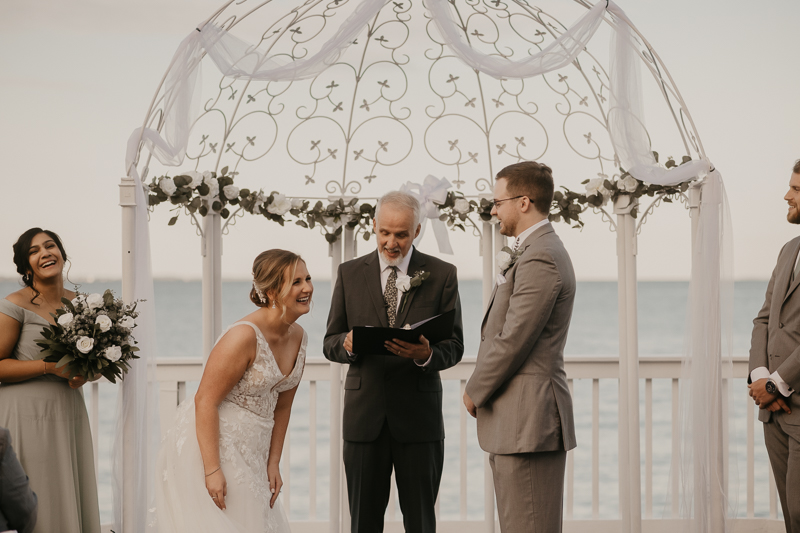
top-left (13, 228), bottom-right (69, 303)
top-left (250, 249), bottom-right (305, 317)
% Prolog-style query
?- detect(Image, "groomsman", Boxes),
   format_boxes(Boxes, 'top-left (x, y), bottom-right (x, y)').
top-left (464, 161), bottom-right (576, 532)
top-left (324, 191), bottom-right (464, 533)
top-left (748, 159), bottom-right (800, 533)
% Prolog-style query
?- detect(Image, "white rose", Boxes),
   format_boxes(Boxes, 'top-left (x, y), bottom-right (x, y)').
top-left (619, 175), bottom-right (639, 193)
top-left (395, 273), bottom-right (412, 293)
top-left (453, 198), bottom-right (471, 214)
top-left (186, 170), bottom-right (203, 189)
top-left (322, 216), bottom-right (343, 230)
top-left (57, 312), bottom-right (74, 327)
top-left (86, 293), bottom-right (104, 310)
top-left (119, 316), bottom-right (135, 329)
top-left (223, 185), bottom-right (240, 200)
top-left (291, 197), bottom-right (305, 209)
top-left (76, 336), bottom-right (94, 354)
top-left (203, 174), bottom-right (219, 198)
top-left (266, 194), bottom-right (292, 216)
top-left (496, 250), bottom-right (512, 271)
top-left (71, 294), bottom-right (86, 307)
top-left (104, 345), bottom-right (122, 362)
top-left (584, 177), bottom-right (611, 206)
top-left (95, 314), bottom-right (112, 332)
top-left (159, 177), bottom-right (177, 196)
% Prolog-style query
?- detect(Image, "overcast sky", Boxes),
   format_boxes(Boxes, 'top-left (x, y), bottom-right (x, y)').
top-left (1, 0), bottom-right (798, 282)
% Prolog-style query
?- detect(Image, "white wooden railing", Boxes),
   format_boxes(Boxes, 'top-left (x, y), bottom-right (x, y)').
top-left (90, 356), bottom-right (786, 532)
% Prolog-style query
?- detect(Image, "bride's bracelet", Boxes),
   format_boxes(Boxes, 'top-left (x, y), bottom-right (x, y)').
top-left (205, 466), bottom-right (221, 477)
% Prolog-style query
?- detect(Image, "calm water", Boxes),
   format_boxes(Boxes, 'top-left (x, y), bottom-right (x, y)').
top-left (0, 280), bottom-right (773, 522)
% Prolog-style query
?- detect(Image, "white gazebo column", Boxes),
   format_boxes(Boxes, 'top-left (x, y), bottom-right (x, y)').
top-left (119, 176), bottom-right (137, 532)
top-left (614, 195), bottom-right (642, 533)
top-left (202, 213), bottom-right (222, 360)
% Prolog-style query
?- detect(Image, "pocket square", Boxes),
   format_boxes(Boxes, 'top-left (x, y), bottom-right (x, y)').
top-left (496, 273), bottom-right (507, 285)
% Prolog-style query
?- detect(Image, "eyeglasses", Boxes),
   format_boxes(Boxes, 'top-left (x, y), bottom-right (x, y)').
top-left (490, 195), bottom-right (527, 208)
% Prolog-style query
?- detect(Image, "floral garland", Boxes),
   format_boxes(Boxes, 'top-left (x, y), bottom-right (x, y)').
top-left (551, 154), bottom-right (695, 228)
top-left (147, 155), bottom-right (693, 241)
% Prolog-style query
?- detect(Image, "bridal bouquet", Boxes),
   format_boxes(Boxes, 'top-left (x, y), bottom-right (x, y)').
top-left (36, 290), bottom-right (141, 383)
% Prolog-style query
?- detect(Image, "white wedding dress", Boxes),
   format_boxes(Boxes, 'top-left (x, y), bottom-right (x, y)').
top-left (149, 322), bottom-right (307, 532)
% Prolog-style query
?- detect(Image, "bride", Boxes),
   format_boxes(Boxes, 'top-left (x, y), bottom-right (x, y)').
top-left (151, 249), bottom-right (311, 532)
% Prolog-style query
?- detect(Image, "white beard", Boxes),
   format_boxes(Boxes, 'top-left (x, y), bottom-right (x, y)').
top-left (379, 248), bottom-right (405, 267)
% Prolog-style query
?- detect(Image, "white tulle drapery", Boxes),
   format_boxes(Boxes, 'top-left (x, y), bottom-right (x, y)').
top-left (400, 175), bottom-right (455, 255)
top-left (112, 165), bottom-right (160, 533)
top-left (123, 0), bottom-right (735, 530)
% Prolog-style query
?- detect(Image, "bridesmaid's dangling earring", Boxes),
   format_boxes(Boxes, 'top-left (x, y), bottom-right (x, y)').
top-left (271, 301), bottom-right (276, 309)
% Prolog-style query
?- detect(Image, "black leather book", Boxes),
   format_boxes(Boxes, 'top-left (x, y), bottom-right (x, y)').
top-left (352, 309), bottom-right (456, 356)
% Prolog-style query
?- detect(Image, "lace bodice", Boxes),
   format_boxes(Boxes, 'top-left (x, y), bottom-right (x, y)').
top-left (222, 321), bottom-right (307, 418)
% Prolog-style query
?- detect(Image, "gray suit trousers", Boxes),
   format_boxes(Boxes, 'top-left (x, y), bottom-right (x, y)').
top-left (765, 415), bottom-right (800, 533)
top-left (490, 451), bottom-right (567, 533)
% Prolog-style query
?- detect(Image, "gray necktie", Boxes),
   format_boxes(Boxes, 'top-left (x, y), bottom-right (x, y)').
top-left (793, 256), bottom-right (800, 283)
top-left (384, 267), bottom-right (398, 327)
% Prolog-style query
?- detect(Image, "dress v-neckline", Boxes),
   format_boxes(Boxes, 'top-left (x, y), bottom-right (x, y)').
top-left (236, 321), bottom-right (305, 379)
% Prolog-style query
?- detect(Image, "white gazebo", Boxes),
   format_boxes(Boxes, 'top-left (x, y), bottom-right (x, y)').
top-left (107, 1), bottom-right (773, 532)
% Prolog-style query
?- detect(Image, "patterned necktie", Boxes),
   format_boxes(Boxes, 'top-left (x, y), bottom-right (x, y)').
top-left (384, 266), bottom-right (398, 327)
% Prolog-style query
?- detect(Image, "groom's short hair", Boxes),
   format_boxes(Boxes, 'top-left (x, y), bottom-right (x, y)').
top-left (496, 161), bottom-right (554, 216)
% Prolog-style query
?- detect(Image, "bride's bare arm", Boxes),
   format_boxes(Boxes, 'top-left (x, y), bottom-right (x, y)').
top-left (267, 383), bottom-right (299, 508)
top-left (194, 325), bottom-right (257, 510)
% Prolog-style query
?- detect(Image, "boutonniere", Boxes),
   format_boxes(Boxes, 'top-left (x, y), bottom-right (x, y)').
top-left (496, 246), bottom-right (525, 276)
top-left (396, 270), bottom-right (430, 314)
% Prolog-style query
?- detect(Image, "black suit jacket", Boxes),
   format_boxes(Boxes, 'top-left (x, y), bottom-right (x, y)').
top-left (324, 248), bottom-right (464, 443)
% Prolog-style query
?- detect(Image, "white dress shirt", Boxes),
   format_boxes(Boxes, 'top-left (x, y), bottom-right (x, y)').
top-left (749, 248), bottom-right (800, 397)
top-left (512, 218), bottom-right (550, 250)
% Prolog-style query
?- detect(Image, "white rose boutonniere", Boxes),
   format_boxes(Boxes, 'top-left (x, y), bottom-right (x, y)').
top-left (104, 345), bottom-right (122, 362)
top-left (396, 270), bottom-right (431, 314)
top-left (76, 336), bottom-right (94, 354)
top-left (57, 313), bottom-right (74, 327)
top-left (86, 293), bottom-right (104, 310)
top-left (496, 246), bottom-right (526, 276)
top-left (95, 314), bottom-right (113, 333)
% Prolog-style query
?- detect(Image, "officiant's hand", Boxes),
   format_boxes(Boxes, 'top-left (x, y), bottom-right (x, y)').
top-left (343, 331), bottom-right (354, 353)
top-left (386, 335), bottom-right (432, 360)
top-left (463, 392), bottom-right (477, 418)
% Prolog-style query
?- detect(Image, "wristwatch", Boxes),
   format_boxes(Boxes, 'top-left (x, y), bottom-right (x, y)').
top-left (766, 379), bottom-right (778, 396)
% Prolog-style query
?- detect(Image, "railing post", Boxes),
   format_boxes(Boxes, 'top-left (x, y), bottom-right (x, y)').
top-left (119, 176), bottom-right (137, 532)
top-left (329, 232), bottom-right (345, 533)
top-left (614, 195), bottom-right (642, 533)
top-left (202, 213), bottom-right (222, 361)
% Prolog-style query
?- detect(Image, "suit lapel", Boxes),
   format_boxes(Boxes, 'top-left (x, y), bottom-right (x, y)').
top-left (363, 251), bottom-right (389, 328)
top-left (480, 223), bottom-right (555, 331)
top-left (394, 249), bottom-right (427, 327)
top-left (782, 240), bottom-right (800, 304)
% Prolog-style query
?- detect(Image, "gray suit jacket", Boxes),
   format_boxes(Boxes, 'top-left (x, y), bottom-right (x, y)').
top-left (466, 223), bottom-right (577, 454)
top-left (324, 248), bottom-right (464, 442)
top-left (750, 235), bottom-right (800, 424)
top-left (0, 427), bottom-right (37, 533)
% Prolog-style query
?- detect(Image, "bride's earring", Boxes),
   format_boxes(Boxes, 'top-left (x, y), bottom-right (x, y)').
top-left (271, 301), bottom-right (277, 309)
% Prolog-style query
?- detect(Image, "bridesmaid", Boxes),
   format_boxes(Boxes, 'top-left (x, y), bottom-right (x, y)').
top-left (0, 228), bottom-right (101, 533)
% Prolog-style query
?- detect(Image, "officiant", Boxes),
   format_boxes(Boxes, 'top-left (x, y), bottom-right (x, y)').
top-left (324, 190), bottom-right (464, 533)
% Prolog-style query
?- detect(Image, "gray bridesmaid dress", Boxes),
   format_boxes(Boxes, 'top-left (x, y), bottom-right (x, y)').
top-left (0, 298), bottom-right (101, 533)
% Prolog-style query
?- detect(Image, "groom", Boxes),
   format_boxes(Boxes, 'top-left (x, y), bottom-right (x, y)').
top-left (324, 190), bottom-right (464, 532)
top-left (464, 161), bottom-right (576, 532)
